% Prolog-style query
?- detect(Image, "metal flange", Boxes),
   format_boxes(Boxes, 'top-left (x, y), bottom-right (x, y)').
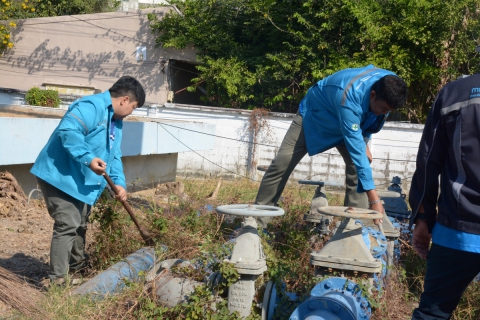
top-left (316, 206), bottom-right (383, 219)
top-left (216, 204), bottom-right (285, 217)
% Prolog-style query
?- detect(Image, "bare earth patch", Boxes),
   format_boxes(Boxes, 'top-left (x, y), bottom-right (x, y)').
top-left (0, 172), bottom-right (52, 316)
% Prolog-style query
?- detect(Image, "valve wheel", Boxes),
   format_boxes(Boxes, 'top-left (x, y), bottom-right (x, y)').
top-left (317, 206), bottom-right (383, 219)
top-left (376, 190), bottom-right (401, 198)
top-left (298, 180), bottom-right (324, 186)
top-left (216, 204), bottom-right (285, 217)
top-left (298, 180), bottom-right (344, 187)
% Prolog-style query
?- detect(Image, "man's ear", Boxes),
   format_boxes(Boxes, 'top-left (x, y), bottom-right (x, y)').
top-left (370, 90), bottom-right (376, 100)
top-left (120, 95), bottom-right (130, 105)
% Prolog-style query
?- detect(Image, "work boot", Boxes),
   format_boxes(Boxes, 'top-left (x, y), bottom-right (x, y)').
top-left (47, 274), bottom-right (84, 289)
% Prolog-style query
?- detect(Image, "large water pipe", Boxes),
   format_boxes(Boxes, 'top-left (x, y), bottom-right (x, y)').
top-left (72, 247), bottom-right (156, 299)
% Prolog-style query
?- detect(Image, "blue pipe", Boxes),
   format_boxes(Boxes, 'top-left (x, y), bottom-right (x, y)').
top-left (72, 247), bottom-right (156, 299)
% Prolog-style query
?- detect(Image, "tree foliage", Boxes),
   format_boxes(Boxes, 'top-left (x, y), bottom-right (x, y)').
top-left (1, 0), bottom-right (119, 56)
top-left (149, 0), bottom-right (480, 122)
top-left (32, 0), bottom-right (120, 17)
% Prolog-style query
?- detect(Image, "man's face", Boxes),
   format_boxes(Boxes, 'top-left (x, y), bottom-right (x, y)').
top-left (113, 96), bottom-right (138, 119)
top-left (369, 90), bottom-right (394, 116)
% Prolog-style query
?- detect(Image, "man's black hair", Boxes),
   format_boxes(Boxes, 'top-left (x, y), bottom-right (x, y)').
top-left (371, 75), bottom-right (408, 109)
top-left (109, 76), bottom-right (146, 107)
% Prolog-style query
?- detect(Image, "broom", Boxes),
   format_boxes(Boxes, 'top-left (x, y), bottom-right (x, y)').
top-left (0, 266), bottom-right (47, 319)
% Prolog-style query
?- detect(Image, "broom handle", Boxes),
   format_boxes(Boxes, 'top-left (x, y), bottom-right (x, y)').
top-left (103, 173), bottom-right (145, 234)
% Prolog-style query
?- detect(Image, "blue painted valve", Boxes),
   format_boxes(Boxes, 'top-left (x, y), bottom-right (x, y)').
top-left (289, 277), bottom-right (372, 320)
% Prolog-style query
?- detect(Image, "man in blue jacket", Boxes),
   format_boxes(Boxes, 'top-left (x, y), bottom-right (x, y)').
top-left (31, 76), bottom-right (145, 284)
top-left (409, 72), bottom-right (480, 319)
top-left (256, 65), bottom-right (408, 227)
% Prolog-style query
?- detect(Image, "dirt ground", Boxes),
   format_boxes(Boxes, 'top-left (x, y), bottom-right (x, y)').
top-left (0, 170), bottom-right (188, 317)
top-left (0, 172), bottom-right (52, 315)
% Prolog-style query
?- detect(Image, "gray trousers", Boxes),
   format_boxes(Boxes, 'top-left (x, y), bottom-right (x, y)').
top-left (37, 178), bottom-right (91, 281)
top-left (255, 112), bottom-right (367, 228)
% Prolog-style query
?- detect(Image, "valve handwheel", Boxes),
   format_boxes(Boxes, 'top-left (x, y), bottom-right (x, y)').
top-left (298, 180), bottom-right (325, 186)
top-left (216, 204), bottom-right (284, 217)
top-left (316, 206), bottom-right (383, 220)
top-left (298, 180), bottom-right (344, 187)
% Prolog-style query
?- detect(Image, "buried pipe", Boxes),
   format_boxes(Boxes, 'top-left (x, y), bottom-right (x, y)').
top-left (72, 247), bottom-right (156, 299)
top-left (147, 259), bottom-right (204, 307)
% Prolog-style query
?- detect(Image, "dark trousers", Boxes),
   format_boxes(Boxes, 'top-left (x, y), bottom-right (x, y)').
top-left (37, 178), bottom-right (91, 281)
top-left (412, 243), bottom-right (480, 319)
top-left (255, 112), bottom-right (367, 228)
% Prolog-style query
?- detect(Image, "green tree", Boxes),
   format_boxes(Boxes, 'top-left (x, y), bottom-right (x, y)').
top-left (149, 0), bottom-right (480, 121)
top-left (32, 0), bottom-right (120, 17)
top-left (0, 0), bottom-right (30, 54)
top-left (342, 0), bottom-right (480, 121)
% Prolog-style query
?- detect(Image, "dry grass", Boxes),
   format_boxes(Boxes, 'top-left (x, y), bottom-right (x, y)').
top-left (0, 266), bottom-right (48, 319)
top-left (23, 177), bottom-right (480, 319)
top-left (372, 266), bottom-right (417, 319)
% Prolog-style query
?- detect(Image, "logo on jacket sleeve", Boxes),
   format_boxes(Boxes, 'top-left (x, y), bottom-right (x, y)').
top-left (352, 123), bottom-right (359, 131)
top-left (471, 88), bottom-right (480, 98)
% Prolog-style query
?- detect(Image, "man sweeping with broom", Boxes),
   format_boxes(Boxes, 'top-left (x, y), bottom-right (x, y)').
top-left (30, 76), bottom-right (145, 286)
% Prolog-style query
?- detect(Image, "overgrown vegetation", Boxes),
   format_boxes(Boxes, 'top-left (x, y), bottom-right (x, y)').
top-left (10, 178), bottom-right (480, 319)
top-left (25, 87), bottom-right (61, 108)
top-left (149, 0), bottom-right (480, 122)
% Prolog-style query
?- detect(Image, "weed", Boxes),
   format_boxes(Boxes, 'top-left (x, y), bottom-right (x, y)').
top-left (25, 87), bottom-right (61, 108)
top-left (42, 177), bottom-right (479, 320)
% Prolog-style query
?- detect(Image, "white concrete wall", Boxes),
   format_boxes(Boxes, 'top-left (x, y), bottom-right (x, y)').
top-left (0, 103), bottom-right (424, 194)
top-left (0, 106), bottom-right (216, 193)
top-left (133, 104), bottom-right (424, 191)
top-left (0, 116), bottom-right (215, 165)
top-left (1, 154), bottom-right (178, 195)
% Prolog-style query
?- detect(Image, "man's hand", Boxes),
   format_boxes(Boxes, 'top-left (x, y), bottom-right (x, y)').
top-left (114, 185), bottom-right (127, 202)
top-left (412, 220), bottom-right (431, 259)
top-left (366, 189), bottom-right (383, 224)
top-left (366, 145), bottom-right (373, 164)
top-left (90, 157), bottom-right (106, 175)
top-left (370, 201), bottom-right (384, 225)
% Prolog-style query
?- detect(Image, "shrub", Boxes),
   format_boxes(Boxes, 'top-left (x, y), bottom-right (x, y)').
top-left (25, 87), bottom-right (61, 108)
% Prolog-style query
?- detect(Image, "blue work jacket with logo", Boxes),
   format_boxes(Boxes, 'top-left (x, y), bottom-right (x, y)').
top-left (300, 65), bottom-right (396, 192)
top-left (31, 91), bottom-right (126, 205)
top-left (409, 73), bottom-right (480, 235)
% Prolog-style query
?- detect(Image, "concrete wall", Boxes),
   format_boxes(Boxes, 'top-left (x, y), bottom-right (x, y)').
top-left (132, 104), bottom-right (424, 192)
top-left (0, 154), bottom-right (178, 196)
top-left (0, 102), bottom-right (423, 195)
top-left (0, 106), bottom-right (216, 193)
top-left (0, 7), bottom-right (196, 104)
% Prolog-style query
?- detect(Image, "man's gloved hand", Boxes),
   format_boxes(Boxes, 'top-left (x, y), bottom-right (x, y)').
top-left (412, 220), bottom-right (431, 259)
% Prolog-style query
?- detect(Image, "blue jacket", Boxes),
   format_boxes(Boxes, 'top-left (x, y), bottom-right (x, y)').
top-left (31, 91), bottom-right (126, 205)
top-left (409, 73), bottom-right (480, 235)
top-left (300, 65), bottom-right (396, 192)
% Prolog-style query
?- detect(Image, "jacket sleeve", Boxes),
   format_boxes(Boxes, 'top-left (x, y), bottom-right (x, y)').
top-left (57, 100), bottom-right (103, 167)
top-left (108, 149), bottom-right (126, 189)
top-left (108, 123), bottom-right (127, 189)
top-left (408, 89), bottom-right (448, 232)
top-left (337, 106), bottom-right (375, 192)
